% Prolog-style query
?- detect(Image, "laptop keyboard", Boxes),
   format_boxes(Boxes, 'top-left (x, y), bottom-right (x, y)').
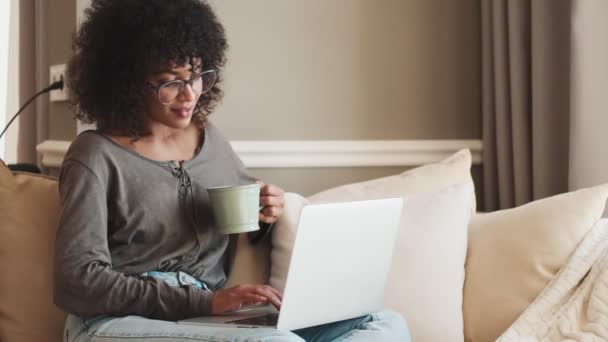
top-left (226, 313), bottom-right (279, 326)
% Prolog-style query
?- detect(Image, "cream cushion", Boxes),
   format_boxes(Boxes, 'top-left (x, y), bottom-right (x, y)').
top-left (224, 233), bottom-right (271, 287)
top-left (464, 183), bottom-right (608, 342)
top-left (271, 185), bottom-right (473, 342)
top-left (270, 149), bottom-right (476, 342)
top-left (269, 192), bottom-right (310, 292)
top-left (385, 181), bottom-right (473, 341)
top-left (0, 161), bottom-right (66, 342)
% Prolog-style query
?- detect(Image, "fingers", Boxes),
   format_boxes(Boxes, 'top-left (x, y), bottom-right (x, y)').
top-left (212, 287), bottom-right (269, 314)
top-left (251, 288), bottom-right (281, 309)
top-left (265, 285), bottom-right (283, 301)
top-left (260, 285), bottom-right (282, 309)
top-left (260, 183), bottom-right (284, 197)
top-left (260, 194), bottom-right (284, 209)
top-left (259, 206), bottom-right (282, 223)
top-left (232, 284), bottom-right (283, 310)
top-left (258, 183), bottom-right (285, 224)
top-left (235, 293), bottom-right (267, 305)
top-left (235, 290), bottom-right (267, 301)
top-left (241, 300), bottom-right (265, 308)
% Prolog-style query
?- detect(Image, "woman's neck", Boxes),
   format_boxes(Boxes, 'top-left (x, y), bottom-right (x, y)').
top-left (102, 123), bottom-right (203, 163)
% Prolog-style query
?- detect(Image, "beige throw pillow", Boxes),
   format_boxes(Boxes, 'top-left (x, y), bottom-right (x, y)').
top-left (0, 161), bottom-right (66, 342)
top-left (464, 184), bottom-right (608, 342)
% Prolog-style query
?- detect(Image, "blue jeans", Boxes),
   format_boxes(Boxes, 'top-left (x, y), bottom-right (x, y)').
top-left (65, 310), bottom-right (410, 342)
top-left (64, 272), bottom-right (410, 341)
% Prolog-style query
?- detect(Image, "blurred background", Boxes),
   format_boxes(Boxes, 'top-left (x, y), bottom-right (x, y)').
top-left (1, 0), bottom-right (607, 211)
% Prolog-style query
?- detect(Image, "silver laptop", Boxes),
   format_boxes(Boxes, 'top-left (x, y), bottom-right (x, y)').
top-left (179, 198), bottom-right (403, 331)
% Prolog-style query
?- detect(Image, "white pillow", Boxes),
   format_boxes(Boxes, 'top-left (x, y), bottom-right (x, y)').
top-left (268, 148), bottom-right (473, 288)
top-left (384, 181), bottom-right (472, 342)
top-left (270, 150), bottom-right (475, 341)
top-left (270, 183), bottom-right (473, 342)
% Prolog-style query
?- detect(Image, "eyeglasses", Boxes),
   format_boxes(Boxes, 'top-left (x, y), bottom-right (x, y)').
top-left (148, 69), bottom-right (217, 105)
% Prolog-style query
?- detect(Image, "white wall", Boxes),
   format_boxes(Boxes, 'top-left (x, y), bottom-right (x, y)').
top-left (3, 0), bottom-right (36, 164)
top-left (206, 0), bottom-right (482, 194)
top-left (209, 0), bottom-right (481, 141)
top-left (569, 0), bottom-right (608, 202)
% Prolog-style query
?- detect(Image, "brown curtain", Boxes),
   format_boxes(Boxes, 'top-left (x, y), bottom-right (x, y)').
top-left (481, 0), bottom-right (572, 211)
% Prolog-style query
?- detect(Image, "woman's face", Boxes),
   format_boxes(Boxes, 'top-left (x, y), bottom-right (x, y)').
top-left (142, 60), bottom-right (202, 132)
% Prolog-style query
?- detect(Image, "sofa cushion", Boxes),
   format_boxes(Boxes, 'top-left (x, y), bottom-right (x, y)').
top-left (224, 232), bottom-right (271, 288)
top-left (272, 186), bottom-right (473, 342)
top-left (271, 150), bottom-right (475, 342)
top-left (385, 181), bottom-right (473, 342)
top-left (0, 160), bottom-right (66, 342)
top-left (269, 192), bottom-right (310, 292)
top-left (464, 183), bottom-right (608, 342)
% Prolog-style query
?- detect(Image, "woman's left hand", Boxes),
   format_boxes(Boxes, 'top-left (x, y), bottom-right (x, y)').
top-left (258, 182), bottom-right (285, 224)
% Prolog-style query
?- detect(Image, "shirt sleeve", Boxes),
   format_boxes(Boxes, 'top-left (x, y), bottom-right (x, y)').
top-left (54, 160), bottom-right (213, 320)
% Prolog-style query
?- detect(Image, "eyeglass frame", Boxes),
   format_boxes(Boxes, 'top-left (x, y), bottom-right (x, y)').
top-left (147, 69), bottom-right (217, 105)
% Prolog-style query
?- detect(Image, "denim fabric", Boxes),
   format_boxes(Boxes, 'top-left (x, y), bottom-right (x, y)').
top-left (64, 272), bottom-right (411, 342)
top-left (294, 311), bottom-right (410, 342)
top-left (141, 271), bottom-right (211, 291)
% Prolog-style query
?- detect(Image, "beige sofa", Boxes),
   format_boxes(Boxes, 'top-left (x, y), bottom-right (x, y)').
top-left (2, 151), bottom-right (607, 342)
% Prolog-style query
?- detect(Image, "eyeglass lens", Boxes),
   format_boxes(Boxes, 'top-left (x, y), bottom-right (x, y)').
top-left (158, 70), bottom-right (217, 104)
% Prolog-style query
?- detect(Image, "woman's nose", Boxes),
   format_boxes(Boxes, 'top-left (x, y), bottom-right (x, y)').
top-left (179, 83), bottom-right (196, 102)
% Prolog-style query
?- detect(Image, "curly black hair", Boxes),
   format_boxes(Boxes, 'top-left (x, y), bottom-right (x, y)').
top-left (68, 0), bottom-right (228, 137)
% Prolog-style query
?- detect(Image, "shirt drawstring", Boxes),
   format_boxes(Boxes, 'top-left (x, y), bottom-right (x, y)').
top-left (171, 164), bottom-right (191, 198)
top-left (171, 164), bottom-right (200, 232)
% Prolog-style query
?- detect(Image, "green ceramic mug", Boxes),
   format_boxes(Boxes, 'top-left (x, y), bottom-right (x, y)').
top-left (207, 183), bottom-right (262, 234)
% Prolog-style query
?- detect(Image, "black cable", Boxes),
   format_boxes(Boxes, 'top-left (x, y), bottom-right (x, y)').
top-left (0, 77), bottom-right (64, 140)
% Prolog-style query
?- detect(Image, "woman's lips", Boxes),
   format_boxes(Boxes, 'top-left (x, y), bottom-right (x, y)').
top-left (172, 107), bottom-right (193, 118)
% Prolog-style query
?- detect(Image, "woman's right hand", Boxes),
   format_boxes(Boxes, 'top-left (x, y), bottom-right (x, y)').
top-left (211, 284), bottom-right (282, 315)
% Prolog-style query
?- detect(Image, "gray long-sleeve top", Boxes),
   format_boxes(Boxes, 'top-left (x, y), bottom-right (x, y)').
top-left (54, 122), bottom-right (257, 321)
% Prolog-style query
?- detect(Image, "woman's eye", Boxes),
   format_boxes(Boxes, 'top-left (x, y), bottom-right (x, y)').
top-left (162, 81), bottom-right (182, 89)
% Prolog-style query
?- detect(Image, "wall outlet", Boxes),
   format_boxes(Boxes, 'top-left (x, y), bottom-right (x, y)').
top-left (49, 64), bottom-right (68, 102)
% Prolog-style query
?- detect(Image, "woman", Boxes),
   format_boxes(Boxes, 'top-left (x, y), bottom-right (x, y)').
top-left (55, 0), bottom-right (411, 341)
